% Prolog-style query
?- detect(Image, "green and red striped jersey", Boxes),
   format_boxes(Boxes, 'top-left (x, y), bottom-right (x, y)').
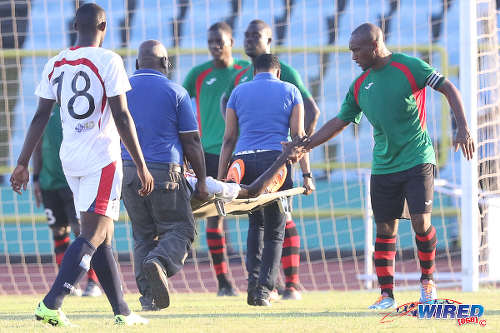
top-left (337, 53), bottom-right (445, 174)
top-left (183, 59), bottom-right (250, 154)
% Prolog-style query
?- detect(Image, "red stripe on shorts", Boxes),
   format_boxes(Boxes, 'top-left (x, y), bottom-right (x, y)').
top-left (94, 161), bottom-right (117, 215)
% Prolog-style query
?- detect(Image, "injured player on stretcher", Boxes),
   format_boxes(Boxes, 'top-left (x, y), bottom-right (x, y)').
top-left (186, 136), bottom-right (307, 208)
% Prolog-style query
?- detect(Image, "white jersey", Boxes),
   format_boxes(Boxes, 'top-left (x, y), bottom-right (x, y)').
top-left (35, 46), bottom-right (131, 177)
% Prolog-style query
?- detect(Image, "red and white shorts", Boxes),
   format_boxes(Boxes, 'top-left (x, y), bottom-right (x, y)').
top-left (66, 160), bottom-right (122, 221)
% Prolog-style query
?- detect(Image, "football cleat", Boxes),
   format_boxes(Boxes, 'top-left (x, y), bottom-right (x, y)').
top-left (226, 159), bottom-right (245, 184)
top-left (82, 281), bottom-right (102, 297)
top-left (269, 289), bottom-right (280, 302)
top-left (69, 285), bottom-right (82, 297)
top-left (217, 285), bottom-right (239, 297)
top-left (419, 279), bottom-right (437, 304)
top-left (282, 287), bottom-right (302, 300)
top-left (114, 312), bottom-right (149, 325)
top-left (143, 258), bottom-right (170, 309)
top-left (368, 295), bottom-right (397, 309)
top-left (264, 165), bottom-right (287, 193)
top-left (35, 301), bottom-right (76, 327)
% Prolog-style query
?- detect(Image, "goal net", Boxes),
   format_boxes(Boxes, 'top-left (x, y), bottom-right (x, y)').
top-left (0, 0), bottom-right (496, 295)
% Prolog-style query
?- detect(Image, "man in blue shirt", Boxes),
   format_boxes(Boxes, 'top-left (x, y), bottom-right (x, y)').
top-left (122, 40), bottom-right (208, 311)
top-left (218, 54), bottom-right (314, 306)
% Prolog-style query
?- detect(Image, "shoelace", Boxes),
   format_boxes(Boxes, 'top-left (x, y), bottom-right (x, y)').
top-left (374, 295), bottom-right (385, 304)
top-left (422, 282), bottom-right (434, 300)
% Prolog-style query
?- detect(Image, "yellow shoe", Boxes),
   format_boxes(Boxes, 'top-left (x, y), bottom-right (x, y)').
top-left (35, 301), bottom-right (76, 327)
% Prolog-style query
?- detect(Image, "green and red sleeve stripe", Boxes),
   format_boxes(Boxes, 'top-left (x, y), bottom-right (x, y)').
top-left (194, 67), bottom-right (213, 136)
top-left (391, 62), bottom-right (427, 130)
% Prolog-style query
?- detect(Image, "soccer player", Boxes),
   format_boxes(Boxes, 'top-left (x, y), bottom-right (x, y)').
top-left (222, 19), bottom-right (319, 300)
top-left (218, 54), bottom-right (312, 306)
top-left (10, 3), bottom-right (153, 326)
top-left (123, 40), bottom-right (209, 311)
top-left (33, 104), bottom-right (101, 298)
top-left (299, 23), bottom-right (475, 309)
top-left (183, 22), bottom-right (249, 297)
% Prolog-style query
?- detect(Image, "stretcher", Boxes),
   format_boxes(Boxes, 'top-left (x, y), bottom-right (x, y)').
top-left (192, 187), bottom-right (305, 219)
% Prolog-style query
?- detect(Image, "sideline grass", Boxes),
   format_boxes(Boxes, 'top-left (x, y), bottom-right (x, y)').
top-left (0, 289), bottom-right (498, 332)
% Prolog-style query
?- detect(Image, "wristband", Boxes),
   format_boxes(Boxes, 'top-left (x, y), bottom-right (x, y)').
top-left (32, 174), bottom-right (40, 182)
top-left (302, 173), bottom-right (312, 179)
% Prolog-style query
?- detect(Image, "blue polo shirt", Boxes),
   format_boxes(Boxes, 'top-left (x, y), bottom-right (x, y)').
top-left (121, 69), bottom-right (198, 165)
top-left (227, 72), bottom-right (303, 153)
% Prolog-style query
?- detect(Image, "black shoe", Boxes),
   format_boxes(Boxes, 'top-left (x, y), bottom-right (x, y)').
top-left (247, 285), bottom-right (256, 306)
top-left (217, 285), bottom-right (239, 296)
top-left (139, 296), bottom-right (160, 311)
top-left (253, 297), bottom-right (271, 306)
top-left (143, 258), bottom-right (170, 309)
top-left (252, 285), bottom-right (272, 306)
top-left (282, 287), bottom-right (302, 300)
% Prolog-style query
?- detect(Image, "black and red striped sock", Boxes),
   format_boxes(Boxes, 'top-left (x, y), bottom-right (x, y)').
top-left (206, 227), bottom-right (229, 285)
top-left (53, 233), bottom-right (70, 267)
top-left (281, 219), bottom-right (300, 289)
top-left (374, 234), bottom-right (396, 299)
top-left (415, 225), bottom-right (437, 281)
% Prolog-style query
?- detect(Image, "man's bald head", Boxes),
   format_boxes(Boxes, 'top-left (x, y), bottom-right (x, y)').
top-left (137, 40), bottom-right (169, 74)
top-left (351, 23), bottom-right (384, 45)
top-left (74, 3), bottom-right (106, 34)
top-left (248, 20), bottom-right (272, 38)
top-left (244, 20), bottom-right (273, 59)
top-left (349, 23), bottom-right (390, 71)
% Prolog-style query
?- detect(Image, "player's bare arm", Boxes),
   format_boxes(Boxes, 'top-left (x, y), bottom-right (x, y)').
top-left (241, 136), bottom-right (307, 198)
top-left (437, 79), bottom-right (475, 160)
top-left (303, 96), bottom-right (320, 136)
top-left (180, 131), bottom-right (209, 201)
top-left (217, 107), bottom-right (238, 180)
top-left (108, 94), bottom-right (153, 196)
top-left (10, 97), bottom-right (55, 194)
top-left (290, 102), bottom-right (315, 195)
top-left (32, 141), bottom-right (43, 207)
top-left (304, 116), bottom-right (350, 152)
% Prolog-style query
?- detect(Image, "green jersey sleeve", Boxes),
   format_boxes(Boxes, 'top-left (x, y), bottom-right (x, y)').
top-left (182, 68), bottom-right (197, 97)
top-left (404, 55), bottom-right (445, 90)
top-left (280, 62), bottom-right (312, 99)
top-left (337, 86), bottom-right (363, 124)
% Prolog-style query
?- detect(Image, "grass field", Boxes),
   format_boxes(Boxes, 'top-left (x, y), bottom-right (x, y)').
top-left (0, 289), bottom-right (498, 332)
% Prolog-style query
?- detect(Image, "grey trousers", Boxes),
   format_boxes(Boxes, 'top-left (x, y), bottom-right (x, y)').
top-left (122, 162), bottom-right (195, 299)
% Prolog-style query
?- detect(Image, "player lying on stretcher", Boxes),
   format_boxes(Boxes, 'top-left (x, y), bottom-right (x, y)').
top-left (186, 136), bottom-right (308, 207)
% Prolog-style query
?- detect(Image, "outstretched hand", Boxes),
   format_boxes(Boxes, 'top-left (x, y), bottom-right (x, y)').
top-left (281, 136), bottom-right (310, 163)
top-left (454, 127), bottom-right (475, 160)
top-left (10, 165), bottom-right (29, 195)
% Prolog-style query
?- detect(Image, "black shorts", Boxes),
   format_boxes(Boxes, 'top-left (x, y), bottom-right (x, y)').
top-left (370, 163), bottom-right (435, 223)
top-left (41, 187), bottom-right (78, 228)
top-left (204, 153), bottom-right (220, 178)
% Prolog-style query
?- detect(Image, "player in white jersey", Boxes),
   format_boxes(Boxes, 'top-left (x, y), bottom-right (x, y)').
top-left (10, 3), bottom-right (153, 327)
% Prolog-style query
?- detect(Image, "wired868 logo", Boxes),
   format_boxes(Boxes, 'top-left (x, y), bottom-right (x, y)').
top-left (380, 299), bottom-right (486, 327)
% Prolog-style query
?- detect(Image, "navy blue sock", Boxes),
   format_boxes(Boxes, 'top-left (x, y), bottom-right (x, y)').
top-left (91, 244), bottom-right (130, 316)
top-left (43, 237), bottom-right (96, 309)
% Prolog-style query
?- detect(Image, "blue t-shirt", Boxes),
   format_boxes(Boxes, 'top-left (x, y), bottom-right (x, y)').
top-left (122, 69), bottom-right (199, 164)
top-left (227, 72), bottom-right (303, 153)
